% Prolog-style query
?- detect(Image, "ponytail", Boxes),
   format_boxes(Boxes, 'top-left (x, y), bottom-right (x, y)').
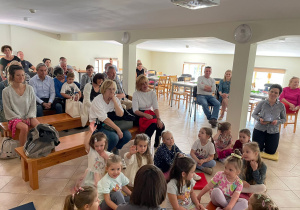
top-left (63, 186), bottom-right (97, 210)
top-left (63, 194), bottom-right (75, 210)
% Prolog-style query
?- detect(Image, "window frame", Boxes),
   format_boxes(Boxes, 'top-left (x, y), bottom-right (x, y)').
top-left (182, 62), bottom-right (205, 78)
top-left (94, 58), bottom-right (119, 73)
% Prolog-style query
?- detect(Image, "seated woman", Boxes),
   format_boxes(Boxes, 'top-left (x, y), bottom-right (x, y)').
top-left (117, 165), bottom-right (167, 210)
top-left (80, 64), bottom-right (95, 92)
top-left (252, 84), bottom-right (286, 155)
top-left (43, 58), bottom-right (54, 77)
top-left (81, 73), bottom-right (105, 127)
top-left (3, 65), bottom-right (40, 145)
top-left (89, 80), bottom-right (131, 153)
top-left (132, 75), bottom-right (165, 148)
top-left (279, 76), bottom-right (300, 114)
top-left (218, 69), bottom-right (232, 120)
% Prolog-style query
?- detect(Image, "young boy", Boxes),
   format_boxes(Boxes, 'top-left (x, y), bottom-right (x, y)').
top-left (61, 72), bottom-right (81, 101)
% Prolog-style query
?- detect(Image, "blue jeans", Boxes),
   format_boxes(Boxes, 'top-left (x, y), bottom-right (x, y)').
top-left (36, 98), bottom-right (63, 117)
top-left (100, 191), bottom-right (130, 210)
top-left (96, 127), bottom-right (131, 152)
top-left (196, 95), bottom-right (220, 120)
top-left (196, 159), bottom-right (216, 171)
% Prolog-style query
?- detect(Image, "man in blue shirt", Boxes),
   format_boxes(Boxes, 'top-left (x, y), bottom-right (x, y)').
top-left (29, 63), bottom-right (63, 117)
top-left (17, 51), bottom-right (36, 74)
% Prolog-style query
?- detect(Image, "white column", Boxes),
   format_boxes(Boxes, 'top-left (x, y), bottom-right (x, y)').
top-left (227, 43), bottom-right (257, 139)
top-left (122, 44), bottom-right (137, 96)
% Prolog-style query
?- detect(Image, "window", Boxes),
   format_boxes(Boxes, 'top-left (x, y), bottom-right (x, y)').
top-left (94, 58), bottom-right (119, 73)
top-left (182, 62), bottom-right (205, 78)
top-left (252, 67), bottom-right (285, 91)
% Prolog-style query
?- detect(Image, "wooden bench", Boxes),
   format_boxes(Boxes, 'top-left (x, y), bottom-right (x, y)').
top-left (15, 126), bottom-right (140, 190)
top-left (0, 113), bottom-right (83, 140)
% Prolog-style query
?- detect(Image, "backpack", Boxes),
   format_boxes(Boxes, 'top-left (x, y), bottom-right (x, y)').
top-left (24, 124), bottom-right (60, 159)
top-left (0, 137), bottom-right (20, 159)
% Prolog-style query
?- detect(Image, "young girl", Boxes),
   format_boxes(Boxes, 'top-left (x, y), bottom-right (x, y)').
top-left (247, 193), bottom-right (278, 210)
top-left (98, 154), bottom-right (132, 210)
top-left (190, 127), bottom-right (216, 175)
top-left (64, 186), bottom-right (99, 210)
top-left (166, 154), bottom-right (205, 210)
top-left (213, 122), bottom-right (233, 162)
top-left (240, 142), bottom-right (267, 193)
top-left (124, 133), bottom-right (153, 188)
top-left (233, 129), bottom-right (251, 153)
top-left (197, 149), bottom-right (248, 210)
top-left (76, 123), bottom-right (111, 188)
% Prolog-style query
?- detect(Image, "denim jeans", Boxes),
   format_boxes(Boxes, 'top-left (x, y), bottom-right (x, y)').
top-left (196, 159), bottom-right (216, 171)
top-left (100, 191), bottom-right (130, 210)
top-left (96, 127), bottom-right (131, 152)
top-left (36, 98), bottom-right (63, 117)
top-left (196, 95), bottom-right (220, 120)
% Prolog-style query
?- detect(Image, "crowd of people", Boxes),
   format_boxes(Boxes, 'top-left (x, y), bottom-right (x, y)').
top-left (1, 44), bottom-right (293, 209)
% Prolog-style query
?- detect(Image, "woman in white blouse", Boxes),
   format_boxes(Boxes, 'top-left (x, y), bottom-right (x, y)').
top-left (3, 65), bottom-right (39, 145)
top-left (132, 75), bottom-right (165, 148)
top-left (89, 80), bottom-right (131, 152)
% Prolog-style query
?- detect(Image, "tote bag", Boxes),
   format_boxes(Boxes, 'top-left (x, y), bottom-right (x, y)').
top-left (65, 98), bottom-right (82, 118)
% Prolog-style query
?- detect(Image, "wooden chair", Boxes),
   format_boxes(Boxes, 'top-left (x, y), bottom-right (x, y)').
top-left (166, 75), bottom-right (177, 100)
top-left (168, 76), bottom-right (189, 109)
top-left (248, 99), bottom-right (260, 121)
top-left (281, 110), bottom-right (299, 133)
top-left (155, 76), bottom-right (168, 99)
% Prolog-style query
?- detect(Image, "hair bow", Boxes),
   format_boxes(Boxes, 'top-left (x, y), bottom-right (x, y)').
top-left (231, 153), bottom-right (242, 159)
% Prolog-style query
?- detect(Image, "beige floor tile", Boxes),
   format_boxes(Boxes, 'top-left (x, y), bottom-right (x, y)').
top-left (29, 178), bottom-right (69, 195)
top-left (0, 176), bottom-right (32, 193)
top-left (0, 192), bottom-right (28, 210)
top-left (0, 161), bottom-right (22, 177)
top-left (267, 190), bottom-right (300, 208)
top-left (50, 196), bottom-right (66, 210)
top-left (0, 175), bottom-right (14, 190)
top-left (265, 174), bottom-right (290, 190)
top-left (70, 165), bottom-right (87, 181)
top-left (45, 165), bottom-right (77, 179)
top-left (281, 176), bottom-right (300, 190)
top-left (59, 156), bottom-right (87, 166)
top-left (293, 190), bottom-right (300, 199)
top-left (60, 179), bottom-right (77, 196)
top-left (19, 194), bottom-right (58, 210)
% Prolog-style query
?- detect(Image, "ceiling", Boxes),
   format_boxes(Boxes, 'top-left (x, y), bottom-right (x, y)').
top-left (1, 0), bottom-right (300, 33)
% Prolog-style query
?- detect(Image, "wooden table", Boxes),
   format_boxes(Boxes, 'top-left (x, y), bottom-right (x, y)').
top-left (250, 92), bottom-right (268, 100)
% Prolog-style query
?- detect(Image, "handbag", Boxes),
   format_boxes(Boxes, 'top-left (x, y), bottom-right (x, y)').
top-left (65, 97), bottom-right (82, 118)
top-left (139, 110), bottom-right (157, 133)
top-left (103, 120), bottom-right (133, 131)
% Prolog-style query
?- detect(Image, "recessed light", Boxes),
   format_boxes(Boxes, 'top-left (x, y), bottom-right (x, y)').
top-left (29, 9), bottom-right (37, 13)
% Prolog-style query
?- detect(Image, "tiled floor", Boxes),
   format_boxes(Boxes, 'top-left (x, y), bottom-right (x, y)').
top-left (1, 97), bottom-right (300, 209)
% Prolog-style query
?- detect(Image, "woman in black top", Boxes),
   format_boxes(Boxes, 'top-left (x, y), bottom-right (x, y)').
top-left (0, 45), bottom-right (21, 80)
top-left (136, 62), bottom-right (145, 78)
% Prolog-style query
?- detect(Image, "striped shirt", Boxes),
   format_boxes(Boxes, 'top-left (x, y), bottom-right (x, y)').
top-left (252, 99), bottom-right (286, 134)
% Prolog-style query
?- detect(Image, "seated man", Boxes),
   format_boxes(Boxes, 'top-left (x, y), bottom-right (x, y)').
top-left (196, 66), bottom-right (220, 128)
top-left (29, 63), bottom-right (63, 117)
top-left (107, 66), bottom-right (132, 110)
top-left (53, 67), bottom-right (67, 112)
top-left (54, 57), bottom-right (74, 73)
top-left (17, 51), bottom-right (36, 73)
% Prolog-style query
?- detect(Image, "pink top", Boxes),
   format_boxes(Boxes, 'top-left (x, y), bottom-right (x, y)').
top-left (279, 87), bottom-right (300, 106)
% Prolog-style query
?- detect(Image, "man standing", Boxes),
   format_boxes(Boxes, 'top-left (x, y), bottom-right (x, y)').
top-left (109, 58), bottom-right (118, 72)
top-left (196, 66), bottom-right (220, 128)
top-left (107, 66), bottom-right (132, 110)
top-left (29, 63), bottom-right (63, 117)
top-left (17, 51), bottom-right (36, 73)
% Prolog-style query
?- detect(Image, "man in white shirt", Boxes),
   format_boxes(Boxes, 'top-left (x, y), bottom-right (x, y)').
top-left (196, 66), bottom-right (220, 128)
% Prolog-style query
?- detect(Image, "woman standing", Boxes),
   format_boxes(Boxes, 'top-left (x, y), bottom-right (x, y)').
top-left (80, 65), bottom-right (95, 92)
top-left (2, 65), bottom-right (40, 145)
top-left (252, 84), bottom-right (286, 154)
top-left (279, 76), bottom-right (300, 113)
top-left (218, 70), bottom-right (232, 120)
top-left (89, 80), bottom-right (131, 152)
top-left (132, 75), bottom-right (165, 148)
top-left (81, 73), bottom-right (105, 127)
top-left (0, 45), bottom-right (21, 80)
top-left (43, 58), bottom-right (54, 77)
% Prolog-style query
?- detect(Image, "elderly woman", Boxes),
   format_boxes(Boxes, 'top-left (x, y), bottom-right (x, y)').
top-left (80, 65), bottom-right (95, 92)
top-left (0, 45), bottom-right (21, 80)
top-left (132, 75), bottom-right (165, 148)
top-left (43, 58), bottom-right (54, 77)
top-left (252, 84), bottom-right (286, 155)
top-left (3, 65), bottom-right (40, 145)
top-left (218, 70), bottom-right (232, 120)
top-left (81, 73), bottom-right (105, 127)
top-left (279, 76), bottom-right (300, 113)
top-left (89, 80), bottom-right (131, 153)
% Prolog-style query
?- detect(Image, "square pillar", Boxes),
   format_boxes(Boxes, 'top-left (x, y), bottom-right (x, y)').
top-left (227, 43), bottom-right (257, 139)
top-left (122, 44), bottom-right (137, 95)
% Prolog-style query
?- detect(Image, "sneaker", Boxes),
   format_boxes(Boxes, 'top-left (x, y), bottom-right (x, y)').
top-left (211, 119), bottom-right (218, 128)
top-left (122, 159), bottom-right (126, 169)
top-left (193, 173), bottom-right (201, 181)
top-left (201, 167), bottom-right (213, 175)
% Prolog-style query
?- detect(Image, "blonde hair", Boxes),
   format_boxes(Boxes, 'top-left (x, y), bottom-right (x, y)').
top-left (100, 79), bottom-right (117, 94)
top-left (225, 149), bottom-right (243, 172)
top-left (106, 154), bottom-right (122, 168)
top-left (134, 134), bottom-right (153, 167)
top-left (249, 193), bottom-right (278, 210)
top-left (136, 75), bottom-right (149, 91)
top-left (288, 76), bottom-right (299, 87)
top-left (223, 69), bottom-right (232, 81)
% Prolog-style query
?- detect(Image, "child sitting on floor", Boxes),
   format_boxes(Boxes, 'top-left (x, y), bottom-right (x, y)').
top-left (123, 133), bottom-right (153, 188)
top-left (213, 122), bottom-right (233, 162)
top-left (233, 128), bottom-right (251, 153)
top-left (241, 142), bottom-right (267, 194)
top-left (247, 193), bottom-right (278, 210)
top-left (166, 154), bottom-right (205, 210)
top-left (61, 72), bottom-right (81, 101)
top-left (197, 149), bottom-right (248, 210)
top-left (190, 127), bottom-right (216, 175)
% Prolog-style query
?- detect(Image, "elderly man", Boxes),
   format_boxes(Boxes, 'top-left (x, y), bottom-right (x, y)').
top-left (107, 66), bottom-right (132, 110)
top-left (17, 51), bottom-right (36, 73)
top-left (103, 62), bottom-right (112, 79)
top-left (29, 63), bottom-right (63, 117)
top-left (196, 66), bottom-right (220, 128)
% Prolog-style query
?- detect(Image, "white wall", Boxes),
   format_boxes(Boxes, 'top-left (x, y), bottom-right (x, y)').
top-left (136, 49), bottom-right (152, 70)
